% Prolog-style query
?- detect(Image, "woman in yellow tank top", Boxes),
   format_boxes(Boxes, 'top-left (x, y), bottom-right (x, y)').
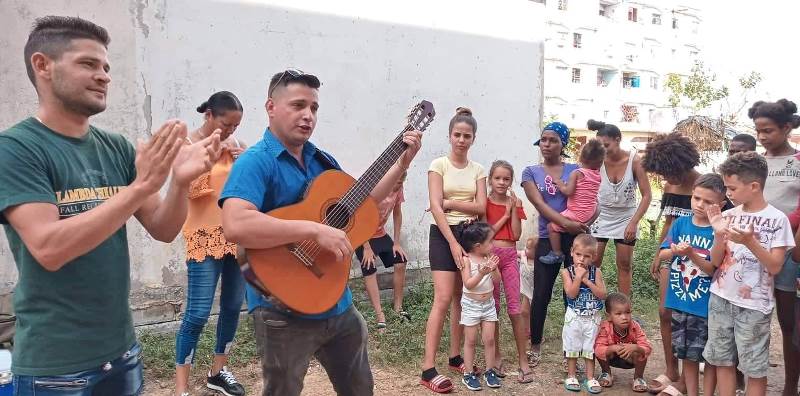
top-left (174, 91), bottom-right (247, 396)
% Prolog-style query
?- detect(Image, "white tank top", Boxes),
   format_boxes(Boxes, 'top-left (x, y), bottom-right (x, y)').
top-left (462, 256), bottom-right (494, 294)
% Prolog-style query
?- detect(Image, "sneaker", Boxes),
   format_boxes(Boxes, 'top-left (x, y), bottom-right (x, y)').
top-left (207, 367), bottom-right (246, 396)
top-left (539, 251), bottom-right (564, 265)
top-left (462, 372), bottom-right (482, 391)
top-left (484, 368), bottom-right (501, 388)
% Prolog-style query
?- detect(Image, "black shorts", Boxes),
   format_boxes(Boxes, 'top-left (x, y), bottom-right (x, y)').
top-left (595, 237), bottom-right (637, 247)
top-left (429, 223), bottom-right (468, 272)
top-left (355, 234), bottom-right (406, 276)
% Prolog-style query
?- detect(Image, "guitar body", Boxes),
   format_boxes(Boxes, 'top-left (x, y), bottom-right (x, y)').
top-left (245, 170), bottom-right (379, 314)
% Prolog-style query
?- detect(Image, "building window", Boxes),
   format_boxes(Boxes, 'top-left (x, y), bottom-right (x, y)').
top-left (650, 76), bottom-right (658, 89)
top-left (573, 33), bottom-right (582, 48)
top-left (599, 4), bottom-right (611, 16)
top-left (622, 72), bottom-right (639, 89)
top-left (626, 54), bottom-right (634, 63)
top-left (652, 13), bottom-right (661, 25)
top-left (572, 68), bottom-right (581, 83)
top-left (597, 69), bottom-right (614, 87)
top-left (628, 7), bottom-right (638, 22)
top-left (558, 0), bottom-right (567, 10)
top-left (672, 18), bottom-right (678, 29)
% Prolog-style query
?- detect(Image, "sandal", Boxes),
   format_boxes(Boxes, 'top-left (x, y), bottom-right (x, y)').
top-left (648, 374), bottom-right (671, 394)
top-left (398, 310), bottom-right (411, 321)
top-left (493, 362), bottom-right (507, 378)
top-left (376, 322), bottom-right (386, 334)
top-left (597, 372), bottom-right (614, 387)
top-left (420, 374), bottom-right (454, 394)
top-left (527, 351), bottom-right (541, 367)
top-left (564, 376), bottom-right (581, 392)
top-left (585, 378), bottom-right (603, 394)
top-left (517, 368), bottom-right (534, 384)
top-left (632, 377), bottom-right (647, 393)
top-left (657, 385), bottom-right (684, 396)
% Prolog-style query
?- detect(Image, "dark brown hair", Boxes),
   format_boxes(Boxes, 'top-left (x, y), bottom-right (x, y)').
top-left (24, 16), bottom-right (110, 88)
top-left (489, 160), bottom-right (514, 180)
top-left (693, 173), bottom-right (726, 200)
top-left (748, 99), bottom-right (800, 129)
top-left (718, 151), bottom-right (768, 189)
top-left (579, 139), bottom-right (606, 169)
top-left (449, 107), bottom-right (477, 134)
top-left (641, 132), bottom-right (700, 179)
top-left (605, 292), bottom-right (631, 313)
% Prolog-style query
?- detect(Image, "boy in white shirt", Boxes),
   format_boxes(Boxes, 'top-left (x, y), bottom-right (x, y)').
top-left (704, 152), bottom-right (796, 396)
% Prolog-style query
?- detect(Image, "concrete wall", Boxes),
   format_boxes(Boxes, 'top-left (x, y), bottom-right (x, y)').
top-left (0, 0), bottom-right (545, 325)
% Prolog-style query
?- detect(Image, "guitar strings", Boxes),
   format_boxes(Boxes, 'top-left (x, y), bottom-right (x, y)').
top-left (290, 111), bottom-right (424, 258)
top-left (293, 111), bottom-right (431, 262)
top-left (295, 127), bottom-right (413, 260)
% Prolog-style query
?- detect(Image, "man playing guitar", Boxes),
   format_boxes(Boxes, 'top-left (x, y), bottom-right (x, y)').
top-left (220, 69), bottom-right (422, 396)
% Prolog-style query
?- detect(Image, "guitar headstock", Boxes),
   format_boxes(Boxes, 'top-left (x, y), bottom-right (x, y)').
top-left (406, 100), bottom-right (436, 132)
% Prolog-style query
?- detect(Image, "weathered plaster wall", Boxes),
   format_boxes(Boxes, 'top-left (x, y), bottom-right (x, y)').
top-left (0, 0), bottom-right (544, 325)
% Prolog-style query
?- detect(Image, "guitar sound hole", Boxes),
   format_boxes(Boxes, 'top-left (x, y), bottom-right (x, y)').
top-left (324, 203), bottom-right (351, 230)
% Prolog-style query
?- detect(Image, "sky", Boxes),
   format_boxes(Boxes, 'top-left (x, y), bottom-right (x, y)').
top-left (698, 0), bottom-right (800, 119)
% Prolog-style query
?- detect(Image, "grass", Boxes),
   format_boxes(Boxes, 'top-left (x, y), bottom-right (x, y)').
top-left (140, 228), bottom-right (664, 381)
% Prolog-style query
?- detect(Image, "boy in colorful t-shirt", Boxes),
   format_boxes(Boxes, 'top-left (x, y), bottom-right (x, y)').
top-left (657, 174), bottom-right (727, 396)
top-left (704, 153), bottom-right (796, 396)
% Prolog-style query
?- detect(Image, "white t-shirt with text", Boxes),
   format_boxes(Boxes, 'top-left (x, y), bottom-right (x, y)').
top-left (710, 204), bottom-right (795, 314)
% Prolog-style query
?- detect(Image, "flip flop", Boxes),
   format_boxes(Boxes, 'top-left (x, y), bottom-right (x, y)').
top-left (527, 351), bottom-right (541, 367)
top-left (517, 368), bottom-right (534, 384)
top-left (564, 376), bottom-right (581, 392)
top-left (657, 385), bottom-right (684, 396)
top-left (632, 377), bottom-right (648, 393)
top-left (376, 322), bottom-right (386, 334)
top-left (648, 374), bottom-right (671, 394)
top-left (420, 374), bottom-right (454, 394)
top-left (597, 372), bottom-right (614, 387)
top-left (585, 378), bottom-right (603, 394)
top-left (398, 310), bottom-right (412, 321)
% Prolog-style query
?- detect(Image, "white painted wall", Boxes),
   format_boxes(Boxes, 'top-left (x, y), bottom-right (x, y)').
top-left (0, 0), bottom-right (545, 324)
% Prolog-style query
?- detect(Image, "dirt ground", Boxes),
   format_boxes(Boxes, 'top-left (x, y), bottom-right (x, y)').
top-left (146, 317), bottom-right (790, 396)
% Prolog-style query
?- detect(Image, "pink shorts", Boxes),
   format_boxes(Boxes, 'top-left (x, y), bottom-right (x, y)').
top-left (491, 246), bottom-right (521, 315)
top-left (550, 208), bottom-right (594, 233)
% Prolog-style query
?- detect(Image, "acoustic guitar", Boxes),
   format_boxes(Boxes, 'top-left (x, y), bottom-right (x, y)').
top-left (243, 101), bottom-right (436, 314)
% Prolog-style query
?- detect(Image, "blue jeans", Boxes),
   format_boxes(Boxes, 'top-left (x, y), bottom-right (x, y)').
top-left (13, 343), bottom-right (143, 395)
top-left (175, 254), bottom-right (245, 365)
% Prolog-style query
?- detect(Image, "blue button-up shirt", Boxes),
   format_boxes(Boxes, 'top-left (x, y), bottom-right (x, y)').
top-left (219, 129), bottom-right (353, 319)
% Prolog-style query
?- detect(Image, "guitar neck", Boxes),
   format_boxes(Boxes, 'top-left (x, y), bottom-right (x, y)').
top-left (341, 129), bottom-right (409, 212)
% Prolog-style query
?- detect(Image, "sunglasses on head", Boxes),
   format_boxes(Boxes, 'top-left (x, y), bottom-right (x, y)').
top-left (268, 68), bottom-right (320, 98)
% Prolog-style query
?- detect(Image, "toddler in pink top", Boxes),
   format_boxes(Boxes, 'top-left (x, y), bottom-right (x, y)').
top-left (540, 139), bottom-right (606, 265)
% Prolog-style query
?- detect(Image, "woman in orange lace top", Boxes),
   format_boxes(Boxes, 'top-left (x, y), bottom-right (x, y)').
top-left (174, 91), bottom-right (247, 396)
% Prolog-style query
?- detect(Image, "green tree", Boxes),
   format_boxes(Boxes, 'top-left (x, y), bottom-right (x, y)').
top-left (665, 61), bottom-right (729, 111)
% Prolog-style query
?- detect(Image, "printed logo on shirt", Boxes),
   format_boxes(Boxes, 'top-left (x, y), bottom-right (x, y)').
top-left (715, 212), bottom-right (784, 300)
top-left (767, 157), bottom-right (800, 178)
top-left (55, 185), bottom-right (127, 218)
top-left (668, 234), bottom-right (712, 304)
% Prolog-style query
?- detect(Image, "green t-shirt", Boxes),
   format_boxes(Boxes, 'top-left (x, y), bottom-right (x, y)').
top-left (0, 118), bottom-right (137, 376)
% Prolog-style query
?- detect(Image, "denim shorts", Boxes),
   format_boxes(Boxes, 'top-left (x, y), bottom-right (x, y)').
top-left (774, 252), bottom-right (799, 292)
top-left (703, 294), bottom-right (771, 378)
top-left (460, 296), bottom-right (498, 326)
top-left (671, 310), bottom-right (708, 362)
